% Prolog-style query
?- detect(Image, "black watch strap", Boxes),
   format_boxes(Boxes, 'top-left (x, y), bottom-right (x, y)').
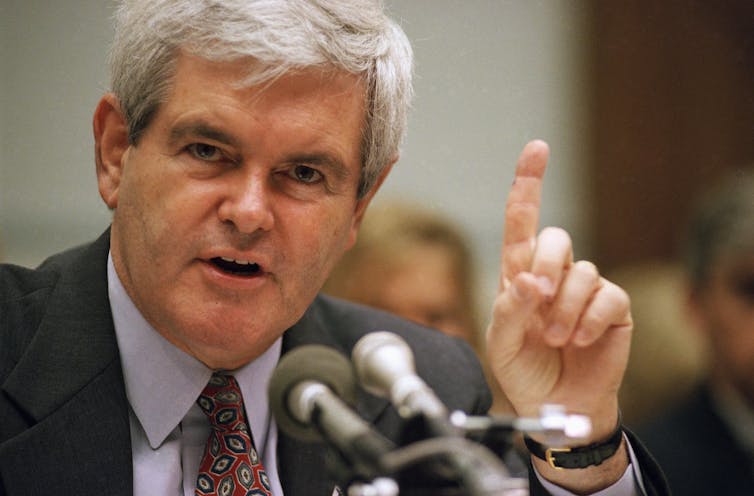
top-left (524, 424), bottom-right (624, 470)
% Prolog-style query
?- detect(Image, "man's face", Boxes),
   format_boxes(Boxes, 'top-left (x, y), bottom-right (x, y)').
top-left (98, 53), bottom-right (383, 369)
top-left (692, 254), bottom-right (754, 406)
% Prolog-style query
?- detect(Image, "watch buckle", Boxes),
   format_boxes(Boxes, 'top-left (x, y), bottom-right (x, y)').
top-left (545, 446), bottom-right (571, 470)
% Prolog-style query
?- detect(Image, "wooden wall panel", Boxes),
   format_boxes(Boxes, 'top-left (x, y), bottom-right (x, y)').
top-left (587, 0), bottom-right (754, 270)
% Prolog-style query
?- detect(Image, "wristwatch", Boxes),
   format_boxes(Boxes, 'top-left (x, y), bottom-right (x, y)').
top-left (523, 423), bottom-right (624, 470)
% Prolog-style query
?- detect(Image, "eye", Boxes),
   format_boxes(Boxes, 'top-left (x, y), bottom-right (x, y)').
top-left (289, 164), bottom-right (323, 184)
top-left (186, 143), bottom-right (223, 162)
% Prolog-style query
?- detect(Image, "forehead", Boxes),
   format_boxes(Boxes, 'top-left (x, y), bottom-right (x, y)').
top-left (154, 53), bottom-right (368, 169)
top-left (168, 52), bottom-right (365, 105)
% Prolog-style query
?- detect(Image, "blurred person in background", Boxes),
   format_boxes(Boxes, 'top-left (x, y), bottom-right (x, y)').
top-left (636, 168), bottom-right (754, 495)
top-left (612, 261), bottom-right (707, 426)
top-left (324, 202), bottom-right (481, 346)
top-left (324, 201), bottom-right (513, 414)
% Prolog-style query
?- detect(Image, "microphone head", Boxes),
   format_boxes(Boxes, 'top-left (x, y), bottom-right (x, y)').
top-left (268, 345), bottom-right (357, 442)
top-left (352, 331), bottom-right (416, 399)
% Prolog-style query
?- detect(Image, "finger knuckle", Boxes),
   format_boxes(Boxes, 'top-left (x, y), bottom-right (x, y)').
top-left (605, 281), bottom-right (631, 311)
top-left (580, 308), bottom-right (603, 328)
top-left (573, 260), bottom-right (599, 279)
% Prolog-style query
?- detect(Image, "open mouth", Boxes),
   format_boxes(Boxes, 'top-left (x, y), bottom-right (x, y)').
top-left (210, 257), bottom-right (262, 277)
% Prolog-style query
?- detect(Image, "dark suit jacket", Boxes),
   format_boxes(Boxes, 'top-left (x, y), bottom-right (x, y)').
top-left (1, 231), bottom-right (668, 495)
top-left (635, 384), bottom-right (754, 496)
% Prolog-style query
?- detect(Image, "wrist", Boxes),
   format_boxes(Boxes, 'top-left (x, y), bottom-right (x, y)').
top-left (530, 433), bottom-right (629, 495)
top-left (526, 410), bottom-right (629, 494)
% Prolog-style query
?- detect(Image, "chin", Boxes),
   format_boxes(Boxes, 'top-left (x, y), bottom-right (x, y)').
top-left (205, 318), bottom-right (279, 347)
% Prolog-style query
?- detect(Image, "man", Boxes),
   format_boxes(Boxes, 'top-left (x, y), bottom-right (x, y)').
top-left (637, 169), bottom-right (754, 495)
top-left (0, 1), bottom-right (666, 495)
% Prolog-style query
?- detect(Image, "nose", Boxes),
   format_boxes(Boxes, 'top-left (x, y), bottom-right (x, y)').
top-left (217, 172), bottom-right (275, 234)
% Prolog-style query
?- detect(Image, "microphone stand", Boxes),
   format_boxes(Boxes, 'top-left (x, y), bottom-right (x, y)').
top-left (268, 339), bottom-right (591, 495)
top-left (341, 332), bottom-right (592, 495)
top-left (338, 405), bottom-right (590, 496)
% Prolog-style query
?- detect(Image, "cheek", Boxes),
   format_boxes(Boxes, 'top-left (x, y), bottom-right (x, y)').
top-left (286, 209), bottom-right (356, 283)
top-left (320, 200), bottom-right (360, 248)
top-left (114, 166), bottom-right (199, 271)
top-left (318, 218), bottom-right (357, 272)
top-left (124, 159), bottom-right (211, 235)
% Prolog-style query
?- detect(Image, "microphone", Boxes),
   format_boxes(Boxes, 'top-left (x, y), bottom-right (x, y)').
top-left (352, 332), bottom-right (525, 495)
top-left (268, 345), bottom-right (395, 478)
top-left (352, 331), bottom-right (448, 420)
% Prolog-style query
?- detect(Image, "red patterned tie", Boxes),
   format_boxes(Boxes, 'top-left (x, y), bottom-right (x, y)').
top-left (195, 374), bottom-right (272, 496)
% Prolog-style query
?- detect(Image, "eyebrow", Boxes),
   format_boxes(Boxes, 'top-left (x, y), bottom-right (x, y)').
top-left (168, 121), bottom-right (241, 148)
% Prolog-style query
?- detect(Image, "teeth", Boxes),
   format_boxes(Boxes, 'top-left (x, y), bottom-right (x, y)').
top-left (220, 256), bottom-right (254, 265)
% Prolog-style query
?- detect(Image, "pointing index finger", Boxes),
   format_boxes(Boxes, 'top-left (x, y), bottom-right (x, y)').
top-left (501, 140), bottom-right (549, 282)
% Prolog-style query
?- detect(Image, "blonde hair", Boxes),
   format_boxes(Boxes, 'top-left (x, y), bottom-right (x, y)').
top-left (325, 201), bottom-right (481, 350)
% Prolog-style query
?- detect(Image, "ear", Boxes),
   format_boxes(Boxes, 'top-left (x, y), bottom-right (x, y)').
top-left (345, 157), bottom-right (397, 249)
top-left (93, 93), bottom-right (130, 209)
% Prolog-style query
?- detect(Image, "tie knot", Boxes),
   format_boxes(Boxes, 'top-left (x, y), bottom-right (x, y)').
top-left (197, 374), bottom-right (248, 433)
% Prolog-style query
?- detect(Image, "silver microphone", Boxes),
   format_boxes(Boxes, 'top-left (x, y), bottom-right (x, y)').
top-left (352, 331), bottom-right (448, 419)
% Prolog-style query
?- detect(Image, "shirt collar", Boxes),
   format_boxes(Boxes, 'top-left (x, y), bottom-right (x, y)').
top-left (107, 253), bottom-right (282, 449)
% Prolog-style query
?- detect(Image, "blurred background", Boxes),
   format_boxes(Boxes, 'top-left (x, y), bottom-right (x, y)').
top-left (1, 1), bottom-right (753, 420)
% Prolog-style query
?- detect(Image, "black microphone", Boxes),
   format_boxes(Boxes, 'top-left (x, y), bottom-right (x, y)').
top-left (267, 344), bottom-right (395, 479)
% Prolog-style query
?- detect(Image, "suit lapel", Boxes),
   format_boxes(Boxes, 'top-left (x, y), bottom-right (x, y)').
top-left (0, 232), bottom-right (133, 496)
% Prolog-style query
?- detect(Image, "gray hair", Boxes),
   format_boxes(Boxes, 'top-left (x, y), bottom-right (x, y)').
top-left (109, 0), bottom-right (413, 197)
top-left (684, 167), bottom-right (754, 288)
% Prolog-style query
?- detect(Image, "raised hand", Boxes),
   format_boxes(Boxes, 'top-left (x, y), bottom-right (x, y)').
top-left (486, 140), bottom-right (632, 489)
